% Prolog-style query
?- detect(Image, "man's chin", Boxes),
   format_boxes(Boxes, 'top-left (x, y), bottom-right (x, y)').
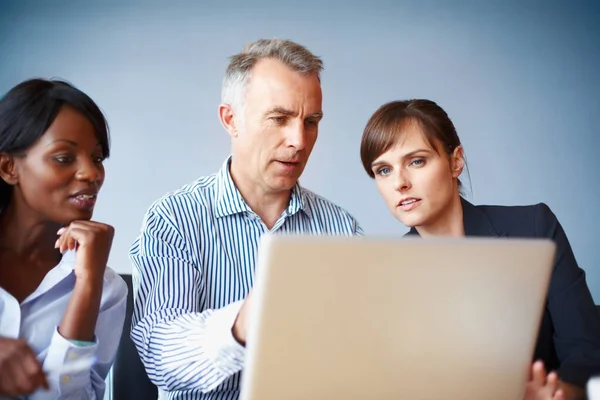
top-left (269, 177), bottom-right (299, 192)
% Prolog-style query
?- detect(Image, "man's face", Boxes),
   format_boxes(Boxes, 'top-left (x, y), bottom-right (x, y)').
top-left (229, 58), bottom-right (323, 195)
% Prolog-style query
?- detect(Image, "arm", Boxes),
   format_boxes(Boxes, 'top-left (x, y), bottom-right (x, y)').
top-left (32, 273), bottom-right (127, 400)
top-left (354, 219), bottom-right (365, 236)
top-left (30, 221), bottom-right (126, 400)
top-left (129, 201), bottom-right (246, 393)
top-left (536, 203), bottom-right (600, 395)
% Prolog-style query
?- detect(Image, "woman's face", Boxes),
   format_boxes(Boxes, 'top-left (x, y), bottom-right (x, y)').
top-left (5, 106), bottom-right (105, 225)
top-left (370, 120), bottom-right (463, 231)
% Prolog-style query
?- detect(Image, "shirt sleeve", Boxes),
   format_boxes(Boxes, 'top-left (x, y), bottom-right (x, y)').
top-left (354, 220), bottom-right (365, 236)
top-left (536, 203), bottom-right (600, 386)
top-left (31, 271), bottom-right (127, 400)
top-left (129, 201), bottom-right (246, 393)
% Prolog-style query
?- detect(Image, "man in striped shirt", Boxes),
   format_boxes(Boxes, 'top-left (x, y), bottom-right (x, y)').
top-left (129, 38), bottom-right (363, 400)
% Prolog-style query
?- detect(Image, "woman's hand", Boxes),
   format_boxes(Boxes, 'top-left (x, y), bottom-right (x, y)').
top-left (55, 220), bottom-right (114, 342)
top-left (523, 361), bottom-right (565, 400)
top-left (56, 221), bottom-right (114, 283)
top-left (0, 337), bottom-right (48, 396)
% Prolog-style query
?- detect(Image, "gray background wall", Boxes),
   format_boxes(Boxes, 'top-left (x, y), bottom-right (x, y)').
top-left (1, 0), bottom-right (599, 301)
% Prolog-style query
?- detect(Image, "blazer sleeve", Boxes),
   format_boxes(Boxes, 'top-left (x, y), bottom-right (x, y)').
top-left (536, 203), bottom-right (600, 386)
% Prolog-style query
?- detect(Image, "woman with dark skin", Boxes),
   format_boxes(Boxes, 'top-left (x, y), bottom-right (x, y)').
top-left (0, 78), bottom-right (126, 399)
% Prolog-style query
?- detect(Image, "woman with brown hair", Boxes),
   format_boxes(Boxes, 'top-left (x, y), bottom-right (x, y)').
top-left (360, 99), bottom-right (600, 400)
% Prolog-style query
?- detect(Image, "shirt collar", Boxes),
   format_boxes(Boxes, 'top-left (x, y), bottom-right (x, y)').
top-left (214, 156), bottom-right (251, 218)
top-left (21, 249), bottom-right (76, 304)
top-left (214, 155), bottom-right (310, 219)
top-left (287, 183), bottom-right (310, 218)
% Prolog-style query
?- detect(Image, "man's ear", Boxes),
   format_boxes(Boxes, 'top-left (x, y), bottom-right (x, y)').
top-left (218, 103), bottom-right (241, 139)
top-left (0, 153), bottom-right (18, 185)
top-left (451, 145), bottom-right (465, 178)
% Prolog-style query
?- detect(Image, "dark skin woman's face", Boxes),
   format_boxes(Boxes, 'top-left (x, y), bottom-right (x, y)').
top-left (2, 106), bottom-right (105, 225)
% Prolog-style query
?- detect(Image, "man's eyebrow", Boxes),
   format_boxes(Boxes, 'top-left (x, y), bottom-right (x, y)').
top-left (265, 108), bottom-right (323, 120)
top-left (265, 107), bottom-right (296, 116)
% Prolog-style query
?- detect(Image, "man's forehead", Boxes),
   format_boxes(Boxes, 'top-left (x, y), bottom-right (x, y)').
top-left (246, 86), bottom-right (321, 113)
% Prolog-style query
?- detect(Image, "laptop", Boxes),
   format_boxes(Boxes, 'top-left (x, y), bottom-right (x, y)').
top-left (240, 235), bottom-right (555, 400)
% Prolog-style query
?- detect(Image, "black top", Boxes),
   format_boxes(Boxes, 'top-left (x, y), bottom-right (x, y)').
top-left (406, 198), bottom-right (600, 387)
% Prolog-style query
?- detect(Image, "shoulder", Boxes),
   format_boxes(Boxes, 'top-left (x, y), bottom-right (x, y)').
top-left (476, 202), bottom-right (557, 237)
top-left (301, 187), bottom-right (356, 219)
top-left (100, 267), bottom-right (128, 309)
top-left (144, 174), bottom-right (218, 223)
top-left (300, 187), bottom-right (361, 232)
top-left (152, 174), bottom-right (217, 211)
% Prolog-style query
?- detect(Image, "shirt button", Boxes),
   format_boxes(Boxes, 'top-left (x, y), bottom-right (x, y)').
top-left (61, 376), bottom-right (71, 384)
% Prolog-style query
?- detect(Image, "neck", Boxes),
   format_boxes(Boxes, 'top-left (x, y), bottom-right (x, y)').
top-left (0, 199), bottom-right (62, 261)
top-left (416, 194), bottom-right (465, 238)
top-left (229, 159), bottom-right (291, 230)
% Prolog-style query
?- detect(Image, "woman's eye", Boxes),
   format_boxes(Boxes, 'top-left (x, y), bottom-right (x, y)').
top-left (410, 158), bottom-right (425, 167)
top-left (54, 156), bottom-right (74, 164)
top-left (376, 167), bottom-right (391, 176)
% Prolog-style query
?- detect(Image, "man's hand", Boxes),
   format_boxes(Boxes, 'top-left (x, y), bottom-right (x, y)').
top-left (232, 289), bottom-right (253, 346)
top-left (0, 337), bottom-right (48, 396)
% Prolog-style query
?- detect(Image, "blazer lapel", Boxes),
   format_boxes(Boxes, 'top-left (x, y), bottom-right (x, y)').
top-left (461, 198), bottom-right (501, 237)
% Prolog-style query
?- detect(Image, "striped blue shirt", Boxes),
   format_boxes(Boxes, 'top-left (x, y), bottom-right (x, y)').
top-left (129, 157), bottom-right (362, 400)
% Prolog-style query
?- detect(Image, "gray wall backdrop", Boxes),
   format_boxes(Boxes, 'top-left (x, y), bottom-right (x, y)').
top-left (1, 0), bottom-right (599, 301)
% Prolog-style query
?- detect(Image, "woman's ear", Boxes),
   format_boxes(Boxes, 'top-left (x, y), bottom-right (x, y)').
top-left (451, 146), bottom-right (465, 178)
top-left (0, 153), bottom-right (18, 185)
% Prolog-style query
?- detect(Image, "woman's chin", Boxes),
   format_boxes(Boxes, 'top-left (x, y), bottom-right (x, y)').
top-left (396, 213), bottom-right (426, 230)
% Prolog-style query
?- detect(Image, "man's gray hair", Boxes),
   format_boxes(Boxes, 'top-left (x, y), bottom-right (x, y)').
top-left (221, 38), bottom-right (324, 114)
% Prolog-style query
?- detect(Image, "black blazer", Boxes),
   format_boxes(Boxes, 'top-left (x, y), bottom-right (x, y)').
top-left (407, 198), bottom-right (600, 387)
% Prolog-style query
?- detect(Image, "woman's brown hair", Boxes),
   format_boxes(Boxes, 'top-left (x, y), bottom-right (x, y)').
top-left (360, 99), bottom-right (463, 178)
